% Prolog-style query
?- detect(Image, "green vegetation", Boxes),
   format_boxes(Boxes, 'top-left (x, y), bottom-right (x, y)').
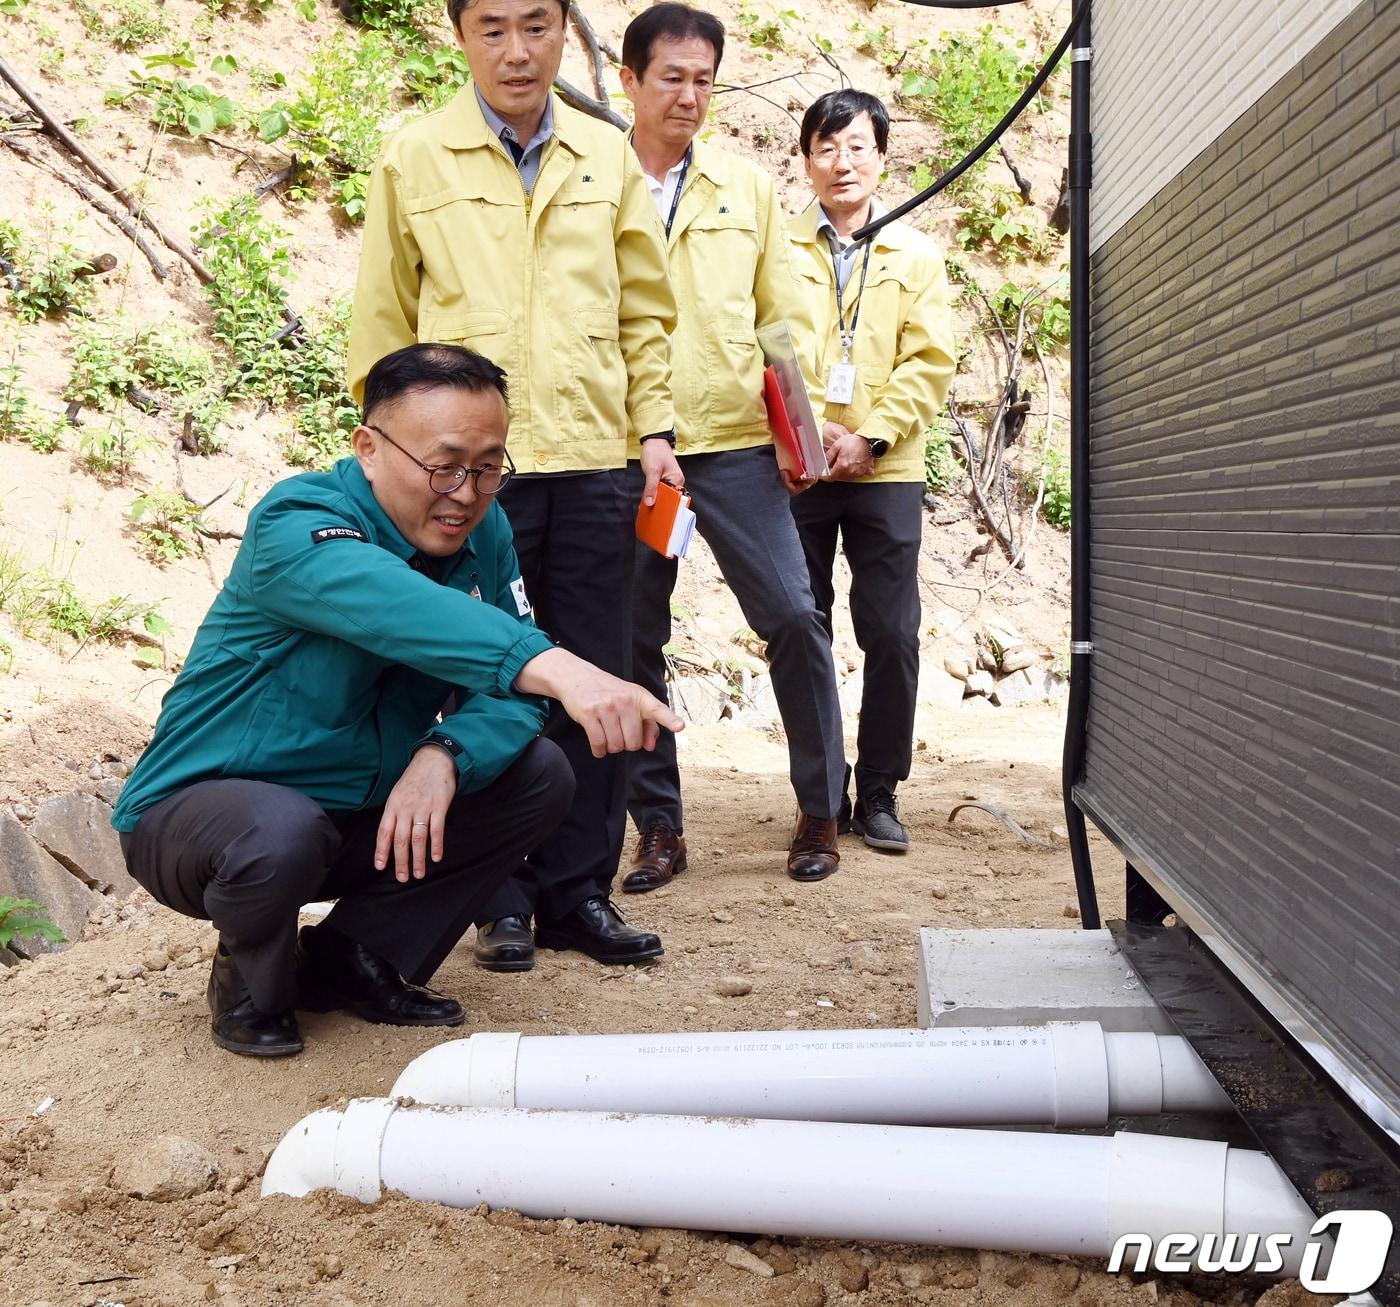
top-left (0, 352), bottom-right (65, 453)
top-left (0, 898), bottom-right (65, 952)
top-left (737, 7), bottom-right (799, 53)
top-left (923, 418), bottom-right (962, 494)
top-left (0, 0), bottom-right (34, 16)
top-left (108, 51), bottom-right (240, 138)
top-left (77, 414), bottom-right (160, 479)
top-left (0, 540), bottom-right (169, 648)
top-left (951, 184), bottom-right (1058, 261)
top-left (129, 489), bottom-right (210, 565)
top-left (0, 209), bottom-right (96, 322)
top-left (74, 0), bottom-right (169, 48)
top-left (257, 32), bottom-right (403, 219)
top-left (399, 44), bottom-right (472, 108)
top-left (987, 278), bottom-right (1071, 353)
top-left (1038, 447), bottom-right (1071, 528)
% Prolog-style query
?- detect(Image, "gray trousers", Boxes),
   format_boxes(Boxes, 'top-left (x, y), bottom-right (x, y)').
top-left (119, 739), bottom-right (573, 1013)
top-left (790, 479), bottom-right (924, 797)
top-left (627, 444), bottom-right (846, 831)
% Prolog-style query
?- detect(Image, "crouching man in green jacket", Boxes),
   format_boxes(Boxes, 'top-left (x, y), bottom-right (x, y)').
top-left (112, 343), bottom-right (682, 1058)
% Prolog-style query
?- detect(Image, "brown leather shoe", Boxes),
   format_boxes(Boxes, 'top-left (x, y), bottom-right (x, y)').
top-left (787, 811), bottom-right (840, 882)
top-left (622, 825), bottom-right (688, 893)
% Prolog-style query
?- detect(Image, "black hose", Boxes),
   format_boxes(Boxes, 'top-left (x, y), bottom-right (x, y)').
top-left (853, 0), bottom-right (1088, 243)
top-left (1061, 6), bottom-right (1101, 930)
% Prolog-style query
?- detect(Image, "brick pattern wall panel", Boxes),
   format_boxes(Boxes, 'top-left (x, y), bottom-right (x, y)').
top-left (1083, 0), bottom-right (1400, 1109)
top-left (1091, 0), bottom-right (1367, 252)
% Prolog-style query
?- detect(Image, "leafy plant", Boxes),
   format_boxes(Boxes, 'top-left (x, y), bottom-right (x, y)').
top-left (108, 51), bottom-right (240, 138)
top-left (737, 7), bottom-right (799, 54)
top-left (77, 413), bottom-right (159, 480)
top-left (351, 0), bottom-right (443, 44)
top-left (399, 44), bottom-right (471, 108)
top-left (0, 0), bottom-right (34, 16)
top-left (0, 540), bottom-right (169, 646)
top-left (1039, 447), bottom-right (1070, 529)
top-left (900, 25), bottom-right (1042, 195)
top-left (955, 184), bottom-right (1057, 260)
top-left (0, 209), bottom-right (96, 322)
top-left (924, 418), bottom-right (962, 494)
top-left (74, 0), bottom-right (169, 48)
top-left (129, 490), bottom-right (209, 565)
top-left (0, 898), bottom-right (65, 952)
top-left (987, 278), bottom-right (1071, 354)
top-left (257, 32), bottom-right (402, 219)
top-left (0, 356), bottom-right (65, 453)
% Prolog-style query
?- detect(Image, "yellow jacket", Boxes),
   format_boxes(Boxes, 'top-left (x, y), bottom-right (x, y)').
top-left (636, 140), bottom-right (815, 457)
top-left (349, 88), bottom-right (676, 473)
top-left (787, 204), bottom-right (957, 484)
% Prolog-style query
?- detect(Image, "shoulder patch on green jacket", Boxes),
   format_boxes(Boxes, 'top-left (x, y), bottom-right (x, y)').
top-left (311, 526), bottom-right (368, 544)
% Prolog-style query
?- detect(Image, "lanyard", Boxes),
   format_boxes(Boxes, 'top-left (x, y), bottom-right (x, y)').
top-left (825, 232), bottom-right (872, 362)
top-left (664, 148), bottom-right (692, 238)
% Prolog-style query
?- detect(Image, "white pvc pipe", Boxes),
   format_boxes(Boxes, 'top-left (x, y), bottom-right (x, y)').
top-left (389, 1023), bottom-right (1231, 1127)
top-left (262, 1100), bottom-right (1315, 1273)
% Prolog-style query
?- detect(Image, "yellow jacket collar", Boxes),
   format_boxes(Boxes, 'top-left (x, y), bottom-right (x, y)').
top-left (791, 197), bottom-right (913, 254)
top-left (439, 84), bottom-right (592, 156)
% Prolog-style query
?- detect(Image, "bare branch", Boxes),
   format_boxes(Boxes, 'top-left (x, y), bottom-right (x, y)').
top-left (553, 76), bottom-right (626, 130)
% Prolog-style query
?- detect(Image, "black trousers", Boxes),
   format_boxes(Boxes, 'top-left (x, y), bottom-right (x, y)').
top-left (119, 739), bottom-right (573, 1013)
top-left (476, 470), bottom-right (635, 922)
top-left (790, 480), bottom-right (925, 798)
top-left (627, 446), bottom-right (846, 830)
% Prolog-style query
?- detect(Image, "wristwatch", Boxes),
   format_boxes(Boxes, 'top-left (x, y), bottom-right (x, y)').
top-left (863, 436), bottom-right (890, 459)
top-left (639, 430), bottom-right (677, 448)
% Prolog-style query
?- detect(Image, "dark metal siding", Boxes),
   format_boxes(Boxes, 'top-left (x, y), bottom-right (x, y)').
top-left (1083, 0), bottom-right (1400, 1110)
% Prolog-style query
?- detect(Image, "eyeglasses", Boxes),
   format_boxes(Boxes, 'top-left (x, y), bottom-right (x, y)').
top-left (810, 140), bottom-right (879, 166)
top-left (367, 424), bottom-right (516, 496)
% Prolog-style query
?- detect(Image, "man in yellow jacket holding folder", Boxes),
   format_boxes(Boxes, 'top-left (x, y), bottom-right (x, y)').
top-left (617, 3), bottom-right (848, 888)
top-left (788, 89), bottom-right (957, 853)
top-left (349, 0), bottom-right (681, 969)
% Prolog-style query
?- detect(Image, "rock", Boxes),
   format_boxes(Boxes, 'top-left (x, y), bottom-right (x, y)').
top-left (0, 811), bottom-right (103, 956)
top-left (780, 1283), bottom-right (826, 1307)
top-left (0, 946), bottom-right (17, 967)
top-left (929, 881), bottom-right (948, 900)
top-left (715, 976), bottom-right (752, 998)
top-left (918, 662), bottom-right (966, 709)
top-left (965, 670), bottom-right (994, 698)
top-left (849, 943), bottom-right (890, 976)
top-left (711, 910), bottom-right (733, 924)
top-left (724, 1244), bottom-right (775, 1277)
top-left (781, 892), bottom-right (796, 906)
top-left (999, 647), bottom-right (1036, 674)
top-left (112, 1135), bottom-right (218, 1201)
top-left (29, 792), bottom-right (140, 897)
top-left (836, 1262), bottom-right (868, 1292)
top-left (87, 763), bottom-right (104, 781)
top-left (977, 647), bottom-right (999, 673)
top-left (94, 778), bottom-right (125, 806)
top-left (942, 652), bottom-right (973, 681)
top-left (1063, 902), bottom-right (1080, 919)
top-left (989, 668), bottom-right (1041, 708)
top-left (982, 617), bottom-right (1024, 651)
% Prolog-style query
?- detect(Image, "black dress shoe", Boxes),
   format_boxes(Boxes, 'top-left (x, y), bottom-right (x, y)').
top-left (207, 947), bottom-right (303, 1058)
top-left (474, 914), bottom-right (536, 972)
top-left (296, 924), bottom-right (464, 1027)
top-left (535, 897), bottom-right (663, 965)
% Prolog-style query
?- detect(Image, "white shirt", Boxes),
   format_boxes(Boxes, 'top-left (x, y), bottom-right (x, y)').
top-left (643, 154), bottom-right (689, 223)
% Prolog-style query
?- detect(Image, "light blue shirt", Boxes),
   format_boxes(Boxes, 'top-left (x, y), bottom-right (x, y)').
top-left (816, 201), bottom-right (881, 293)
top-left (475, 87), bottom-right (554, 195)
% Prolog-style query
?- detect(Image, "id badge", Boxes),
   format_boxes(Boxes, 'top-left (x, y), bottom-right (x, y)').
top-left (825, 362), bottom-right (856, 404)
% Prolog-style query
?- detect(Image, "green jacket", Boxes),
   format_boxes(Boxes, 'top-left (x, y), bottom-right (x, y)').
top-left (112, 459), bottom-right (554, 833)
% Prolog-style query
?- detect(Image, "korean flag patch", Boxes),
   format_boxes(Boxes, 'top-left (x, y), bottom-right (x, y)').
top-left (509, 576), bottom-right (532, 616)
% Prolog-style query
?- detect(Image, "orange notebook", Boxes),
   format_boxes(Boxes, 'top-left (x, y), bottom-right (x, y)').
top-left (635, 481), bottom-right (697, 559)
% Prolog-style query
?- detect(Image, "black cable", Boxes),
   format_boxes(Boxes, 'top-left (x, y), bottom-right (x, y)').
top-left (852, 0), bottom-right (1088, 242)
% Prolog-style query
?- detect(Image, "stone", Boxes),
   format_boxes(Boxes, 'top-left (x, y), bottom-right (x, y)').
top-left (849, 943), bottom-right (890, 976)
top-left (0, 946), bottom-right (17, 967)
top-left (942, 652), bottom-right (973, 681)
top-left (1063, 902), bottom-right (1080, 919)
top-left (977, 647), bottom-right (999, 673)
top-left (715, 976), bottom-right (752, 998)
top-left (723, 1244), bottom-right (775, 1277)
top-left (112, 1135), bottom-right (218, 1201)
top-left (999, 647), bottom-right (1036, 674)
top-left (711, 910), bottom-right (733, 924)
top-left (94, 778), bottom-right (125, 807)
top-left (989, 669), bottom-right (1041, 708)
top-left (0, 811), bottom-right (102, 956)
top-left (965, 671), bottom-right (994, 697)
top-left (29, 792), bottom-right (140, 897)
top-left (918, 663), bottom-right (966, 709)
top-left (929, 882), bottom-right (948, 900)
top-left (982, 617), bottom-right (1024, 651)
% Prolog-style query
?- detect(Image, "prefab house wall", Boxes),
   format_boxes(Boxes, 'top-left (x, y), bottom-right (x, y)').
top-left (1080, 0), bottom-right (1399, 1128)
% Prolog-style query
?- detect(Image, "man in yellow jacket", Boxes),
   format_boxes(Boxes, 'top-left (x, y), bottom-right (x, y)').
top-left (349, 0), bottom-right (681, 969)
top-left (616, 4), bottom-right (848, 888)
top-left (788, 89), bottom-right (957, 852)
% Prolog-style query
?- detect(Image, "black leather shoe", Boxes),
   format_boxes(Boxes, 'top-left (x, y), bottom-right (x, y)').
top-left (207, 947), bottom-right (303, 1058)
top-left (535, 897), bottom-right (663, 965)
top-left (296, 924), bottom-right (464, 1027)
top-left (852, 788), bottom-right (909, 852)
top-left (473, 914), bottom-right (536, 972)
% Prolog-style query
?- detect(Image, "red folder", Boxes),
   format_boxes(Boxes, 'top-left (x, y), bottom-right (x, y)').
top-left (635, 481), bottom-right (696, 559)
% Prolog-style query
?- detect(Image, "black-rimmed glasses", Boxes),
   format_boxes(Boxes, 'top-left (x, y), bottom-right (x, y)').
top-left (367, 424), bottom-right (516, 495)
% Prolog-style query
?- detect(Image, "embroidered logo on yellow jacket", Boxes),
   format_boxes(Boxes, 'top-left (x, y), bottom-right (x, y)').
top-left (787, 204), bottom-right (957, 485)
top-left (633, 141), bottom-right (818, 458)
top-left (349, 88), bottom-right (677, 474)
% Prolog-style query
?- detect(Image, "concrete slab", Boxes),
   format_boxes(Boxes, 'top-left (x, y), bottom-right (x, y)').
top-left (917, 926), bottom-right (1177, 1034)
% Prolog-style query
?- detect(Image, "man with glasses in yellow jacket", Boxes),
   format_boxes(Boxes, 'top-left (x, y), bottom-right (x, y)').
top-left (616, 3), bottom-right (848, 889)
top-left (349, 0), bottom-right (681, 970)
top-left (788, 89), bottom-right (957, 853)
